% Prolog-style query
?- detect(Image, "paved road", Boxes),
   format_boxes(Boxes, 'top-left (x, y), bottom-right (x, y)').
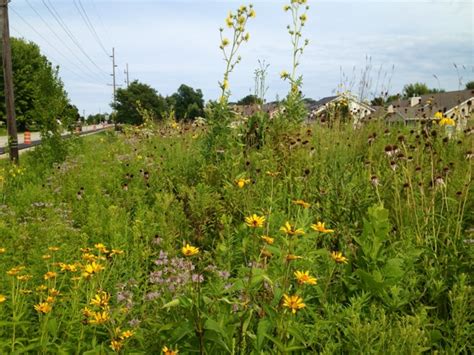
top-left (0, 124), bottom-right (112, 156)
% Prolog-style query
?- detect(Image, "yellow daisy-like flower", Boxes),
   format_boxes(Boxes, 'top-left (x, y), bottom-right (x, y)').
top-left (0, 248), bottom-right (6, 254)
top-left (294, 270), bottom-right (317, 285)
top-left (44, 271), bottom-right (57, 280)
top-left (110, 249), bottom-right (124, 256)
top-left (245, 214), bottom-right (266, 228)
top-left (110, 340), bottom-right (124, 352)
top-left (34, 302), bottom-right (52, 314)
top-left (7, 266), bottom-right (25, 276)
top-left (311, 222), bottom-right (334, 234)
top-left (282, 294), bottom-right (306, 314)
top-left (163, 346), bottom-right (179, 355)
top-left (82, 306), bottom-right (93, 318)
top-left (226, 15), bottom-right (233, 28)
top-left (280, 70), bottom-right (290, 79)
top-left (434, 111), bottom-right (443, 120)
top-left (82, 262), bottom-right (105, 278)
top-left (439, 117), bottom-right (455, 126)
top-left (280, 222), bottom-right (305, 236)
top-left (223, 79), bottom-right (230, 90)
top-left (249, 9), bottom-right (256, 18)
top-left (94, 243), bottom-right (109, 254)
top-left (235, 177), bottom-right (251, 188)
top-left (0, 294), bottom-right (6, 303)
top-left (17, 274), bottom-right (32, 281)
top-left (120, 330), bottom-right (134, 339)
top-left (261, 236), bottom-right (274, 245)
top-left (48, 246), bottom-right (60, 252)
top-left (331, 251), bottom-right (348, 264)
top-left (90, 291), bottom-right (111, 309)
top-left (299, 13), bottom-right (307, 22)
top-left (36, 285), bottom-right (48, 292)
top-left (182, 244), bottom-right (199, 257)
top-left (292, 199), bottom-right (311, 208)
top-left (221, 38), bottom-right (230, 47)
top-left (59, 263), bottom-right (78, 272)
top-left (49, 288), bottom-right (61, 297)
top-left (89, 311), bottom-right (110, 325)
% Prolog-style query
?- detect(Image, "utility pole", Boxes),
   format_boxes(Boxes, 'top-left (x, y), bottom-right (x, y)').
top-left (0, 0), bottom-right (19, 163)
top-left (124, 63), bottom-right (129, 87)
top-left (110, 47), bottom-right (117, 105)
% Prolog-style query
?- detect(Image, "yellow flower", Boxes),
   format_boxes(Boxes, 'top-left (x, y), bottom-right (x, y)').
top-left (34, 302), bottom-right (52, 314)
top-left (331, 251), bottom-right (348, 264)
top-left (17, 274), bottom-right (32, 281)
top-left (82, 262), bottom-right (105, 278)
top-left (42, 254), bottom-right (52, 260)
top-left (0, 294), bottom-right (6, 303)
top-left (292, 199), bottom-right (311, 208)
top-left (311, 222), bottom-right (334, 234)
top-left (110, 340), bottom-right (124, 352)
top-left (299, 13), bottom-right (307, 22)
top-left (280, 222), bottom-right (305, 236)
top-left (249, 9), bottom-right (256, 18)
top-left (294, 270), bottom-right (317, 285)
top-left (226, 15), bottom-right (233, 28)
top-left (46, 296), bottom-right (55, 303)
top-left (221, 38), bottom-right (230, 47)
top-left (120, 330), bottom-right (134, 339)
top-left (110, 249), bottom-right (124, 256)
top-left (235, 177), bottom-right (251, 188)
top-left (48, 246), bottom-right (60, 252)
top-left (434, 111), bottom-right (443, 120)
top-left (7, 266), bottom-right (25, 276)
top-left (94, 243), bottom-right (109, 254)
top-left (244, 32), bottom-right (250, 41)
top-left (439, 117), bottom-right (455, 126)
top-left (59, 263), bottom-right (78, 272)
top-left (90, 291), bottom-right (111, 309)
top-left (89, 311), bottom-right (110, 325)
top-left (261, 236), bottom-right (274, 245)
top-left (49, 288), bottom-right (61, 297)
top-left (163, 346), bottom-right (179, 355)
top-left (245, 214), bottom-right (266, 228)
top-left (82, 306), bottom-right (93, 318)
top-left (82, 253), bottom-right (97, 262)
top-left (280, 70), bottom-right (289, 79)
top-left (237, 15), bottom-right (245, 25)
top-left (223, 79), bottom-right (229, 90)
top-left (182, 244), bottom-right (199, 257)
top-left (282, 294), bottom-right (305, 314)
top-left (43, 271), bottom-right (57, 280)
top-left (36, 285), bottom-right (48, 292)
top-left (0, 248), bottom-right (6, 254)
top-left (284, 5), bottom-right (291, 11)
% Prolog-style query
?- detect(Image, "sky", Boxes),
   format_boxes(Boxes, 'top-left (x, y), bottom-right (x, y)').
top-left (8, 0), bottom-right (474, 116)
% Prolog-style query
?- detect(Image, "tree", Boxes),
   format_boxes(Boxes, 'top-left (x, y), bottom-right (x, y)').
top-left (465, 81), bottom-right (474, 90)
top-left (169, 84), bottom-right (204, 120)
top-left (0, 38), bottom-right (74, 131)
top-left (237, 94), bottom-right (261, 106)
top-left (111, 80), bottom-right (166, 125)
top-left (402, 82), bottom-right (444, 99)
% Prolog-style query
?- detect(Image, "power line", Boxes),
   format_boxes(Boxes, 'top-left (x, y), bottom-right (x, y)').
top-left (74, 0), bottom-right (109, 57)
top-left (10, 8), bottom-right (98, 83)
top-left (86, 0), bottom-right (112, 45)
top-left (41, 0), bottom-right (109, 79)
top-left (23, 0), bottom-right (104, 82)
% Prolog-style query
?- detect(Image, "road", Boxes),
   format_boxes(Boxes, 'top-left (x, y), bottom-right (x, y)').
top-left (0, 124), bottom-right (112, 156)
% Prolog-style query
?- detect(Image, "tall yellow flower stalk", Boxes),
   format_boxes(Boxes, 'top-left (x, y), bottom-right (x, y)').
top-left (219, 4), bottom-right (256, 102)
top-left (282, 0), bottom-right (310, 94)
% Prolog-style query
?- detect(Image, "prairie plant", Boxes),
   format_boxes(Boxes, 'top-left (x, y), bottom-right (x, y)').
top-left (280, 0), bottom-right (310, 123)
top-left (219, 4), bottom-right (256, 103)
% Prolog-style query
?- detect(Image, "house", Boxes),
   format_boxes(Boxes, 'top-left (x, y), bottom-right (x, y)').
top-left (383, 89), bottom-right (474, 128)
top-left (307, 92), bottom-right (375, 125)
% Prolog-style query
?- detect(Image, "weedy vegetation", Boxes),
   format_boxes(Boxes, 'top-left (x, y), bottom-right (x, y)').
top-left (0, 1), bottom-right (473, 354)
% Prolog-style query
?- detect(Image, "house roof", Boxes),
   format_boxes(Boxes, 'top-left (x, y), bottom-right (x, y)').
top-left (389, 89), bottom-right (474, 115)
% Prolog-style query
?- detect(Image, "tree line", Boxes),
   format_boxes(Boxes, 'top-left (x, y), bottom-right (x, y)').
top-left (0, 38), bottom-right (80, 132)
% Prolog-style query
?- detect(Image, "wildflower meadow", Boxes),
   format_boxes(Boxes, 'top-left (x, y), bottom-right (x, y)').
top-left (0, 1), bottom-right (473, 354)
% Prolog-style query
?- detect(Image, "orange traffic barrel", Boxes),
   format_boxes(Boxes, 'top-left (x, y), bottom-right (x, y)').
top-left (24, 131), bottom-right (31, 145)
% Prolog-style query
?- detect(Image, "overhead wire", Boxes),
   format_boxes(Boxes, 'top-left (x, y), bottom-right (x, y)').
top-left (10, 7), bottom-right (99, 83)
top-left (74, 0), bottom-right (110, 57)
top-left (24, 0), bottom-right (105, 82)
top-left (41, 0), bottom-right (110, 79)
